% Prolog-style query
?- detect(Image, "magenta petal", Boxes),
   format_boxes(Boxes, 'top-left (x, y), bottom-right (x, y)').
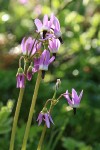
top-left (44, 113), bottom-right (50, 128)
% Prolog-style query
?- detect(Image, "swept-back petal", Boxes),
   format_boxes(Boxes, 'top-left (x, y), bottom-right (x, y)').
top-left (54, 17), bottom-right (60, 31)
top-left (39, 50), bottom-right (47, 65)
top-left (44, 50), bottom-right (50, 65)
top-left (72, 88), bottom-right (79, 103)
top-left (43, 15), bottom-right (48, 26)
top-left (48, 114), bottom-right (54, 124)
top-left (64, 90), bottom-right (73, 106)
top-left (44, 113), bottom-right (50, 128)
top-left (34, 19), bottom-right (42, 31)
top-left (79, 90), bottom-right (83, 102)
top-left (48, 13), bottom-right (54, 28)
top-left (21, 37), bottom-right (26, 54)
top-left (48, 56), bottom-right (55, 64)
top-left (37, 113), bottom-right (43, 126)
top-left (25, 37), bottom-right (33, 55)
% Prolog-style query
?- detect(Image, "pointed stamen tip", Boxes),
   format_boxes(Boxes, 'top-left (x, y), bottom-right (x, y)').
top-left (53, 53), bottom-right (56, 61)
top-left (58, 37), bottom-right (63, 44)
top-left (42, 70), bottom-right (45, 79)
top-left (73, 108), bottom-right (76, 115)
top-left (43, 30), bottom-right (47, 39)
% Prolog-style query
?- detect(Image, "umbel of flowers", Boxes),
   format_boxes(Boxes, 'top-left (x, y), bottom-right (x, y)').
top-left (16, 14), bottom-right (62, 88)
top-left (9, 14), bottom-right (83, 150)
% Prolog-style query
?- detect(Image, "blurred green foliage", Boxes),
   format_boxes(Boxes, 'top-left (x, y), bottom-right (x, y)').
top-left (0, 0), bottom-right (100, 150)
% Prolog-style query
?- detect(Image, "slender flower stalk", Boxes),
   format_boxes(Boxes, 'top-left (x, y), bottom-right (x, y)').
top-left (9, 89), bottom-right (25, 150)
top-left (9, 63), bottom-right (28, 150)
top-left (21, 70), bottom-right (42, 150)
top-left (37, 88), bottom-right (57, 150)
top-left (37, 125), bottom-right (47, 150)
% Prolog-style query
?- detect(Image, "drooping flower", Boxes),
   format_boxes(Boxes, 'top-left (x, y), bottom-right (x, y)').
top-left (21, 37), bottom-right (41, 56)
top-left (39, 50), bottom-right (55, 71)
top-left (27, 66), bottom-right (33, 81)
top-left (16, 68), bottom-right (25, 88)
top-left (64, 89), bottom-right (83, 108)
top-left (48, 38), bottom-right (60, 55)
top-left (37, 111), bottom-right (54, 128)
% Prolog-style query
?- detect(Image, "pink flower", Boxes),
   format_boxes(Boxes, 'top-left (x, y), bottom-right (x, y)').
top-left (64, 89), bottom-right (83, 108)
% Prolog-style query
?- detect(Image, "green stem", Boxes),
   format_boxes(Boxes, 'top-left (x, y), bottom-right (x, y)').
top-left (9, 89), bottom-right (25, 150)
top-left (37, 125), bottom-right (47, 150)
top-left (37, 101), bottom-right (54, 150)
top-left (9, 62), bottom-right (28, 150)
top-left (21, 71), bottom-right (42, 150)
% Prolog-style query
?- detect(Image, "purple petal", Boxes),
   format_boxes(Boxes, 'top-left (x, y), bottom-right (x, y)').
top-left (37, 113), bottom-right (43, 126)
top-left (25, 37), bottom-right (33, 55)
top-left (21, 37), bottom-right (26, 54)
top-left (48, 114), bottom-right (54, 125)
top-left (44, 50), bottom-right (50, 65)
top-left (43, 15), bottom-right (48, 26)
top-left (44, 113), bottom-right (50, 128)
top-left (27, 72), bottom-right (32, 81)
top-left (79, 90), bottom-right (83, 102)
top-left (32, 58), bottom-right (40, 73)
top-left (54, 17), bottom-right (60, 31)
top-left (39, 50), bottom-right (46, 65)
top-left (72, 88), bottom-right (79, 104)
top-left (64, 90), bottom-right (73, 106)
top-left (16, 74), bottom-right (25, 88)
top-left (48, 56), bottom-right (55, 64)
top-left (49, 13), bottom-right (54, 27)
top-left (34, 19), bottom-right (43, 31)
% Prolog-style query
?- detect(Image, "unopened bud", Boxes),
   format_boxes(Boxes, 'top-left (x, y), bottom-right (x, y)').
top-left (27, 66), bottom-right (33, 81)
top-left (55, 79), bottom-right (61, 91)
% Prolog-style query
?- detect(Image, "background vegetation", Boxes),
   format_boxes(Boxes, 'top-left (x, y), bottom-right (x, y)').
top-left (0, 0), bottom-right (100, 150)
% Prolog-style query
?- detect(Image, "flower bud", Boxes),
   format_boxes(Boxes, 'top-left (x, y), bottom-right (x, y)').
top-left (55, 79), bottom-right (61, 91)
top-left (16, 67), bottom-right (25, 88)
top-left (27, 66), bottom-right (33, 81)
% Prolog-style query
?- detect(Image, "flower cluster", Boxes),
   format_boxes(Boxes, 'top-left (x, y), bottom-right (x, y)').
top-left (16, 14), bottom-right (62, 88)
